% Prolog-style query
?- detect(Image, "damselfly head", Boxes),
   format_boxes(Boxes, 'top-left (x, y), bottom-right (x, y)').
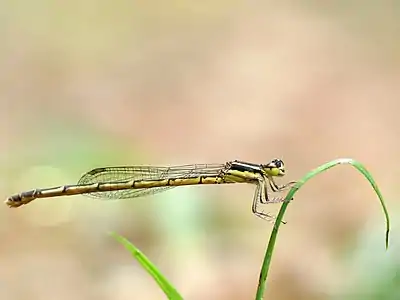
top-left (262, 159), bottom-right (285, 177)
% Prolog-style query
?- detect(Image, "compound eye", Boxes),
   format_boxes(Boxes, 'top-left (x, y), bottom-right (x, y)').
top-left (273, 159), bottom-right (283, 168)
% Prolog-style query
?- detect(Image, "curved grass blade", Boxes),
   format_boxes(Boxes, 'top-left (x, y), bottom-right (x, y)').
top-left (255, 158), bottom-right (391, 300)
top-left (110, 232), bottom-right (183, 300)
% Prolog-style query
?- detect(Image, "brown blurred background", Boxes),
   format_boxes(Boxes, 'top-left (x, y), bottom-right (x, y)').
top-left (1, 1), bottom-right (400, 300)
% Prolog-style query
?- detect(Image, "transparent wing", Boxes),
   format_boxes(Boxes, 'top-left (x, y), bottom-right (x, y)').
top-left (77, 163), bottom-right (226, 200)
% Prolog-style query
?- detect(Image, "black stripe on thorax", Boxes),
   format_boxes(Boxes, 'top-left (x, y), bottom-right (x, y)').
top-left (230, 160), bottom-right (263, 174)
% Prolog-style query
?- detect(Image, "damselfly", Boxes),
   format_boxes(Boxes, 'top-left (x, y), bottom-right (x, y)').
top-left (5, 159), bottom-right (296, 221)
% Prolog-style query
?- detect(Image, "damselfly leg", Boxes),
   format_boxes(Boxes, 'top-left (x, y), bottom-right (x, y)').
top-left (251, 175), bottom-right (297, 223)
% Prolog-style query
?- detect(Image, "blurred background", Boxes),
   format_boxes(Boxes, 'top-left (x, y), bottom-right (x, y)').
top-left (1, 1), bottom-right (400, 299)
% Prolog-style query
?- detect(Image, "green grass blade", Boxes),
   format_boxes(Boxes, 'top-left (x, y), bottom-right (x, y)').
top-left (110, 232), bottom-right (184, 300)
top-left (255, 158), bottom-right (391, 300)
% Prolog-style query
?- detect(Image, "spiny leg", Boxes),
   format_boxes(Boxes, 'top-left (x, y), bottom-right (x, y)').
top-left (268, 177), bottom-right (297, 192)
top-left (252, 184), bottom-right (273, 222)
top-left (251, 179), bottom-right (286, 224)
top-left (258, 178), bottom-right (291, 205)
top-left (264, 177), bottom-right (296, 205)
